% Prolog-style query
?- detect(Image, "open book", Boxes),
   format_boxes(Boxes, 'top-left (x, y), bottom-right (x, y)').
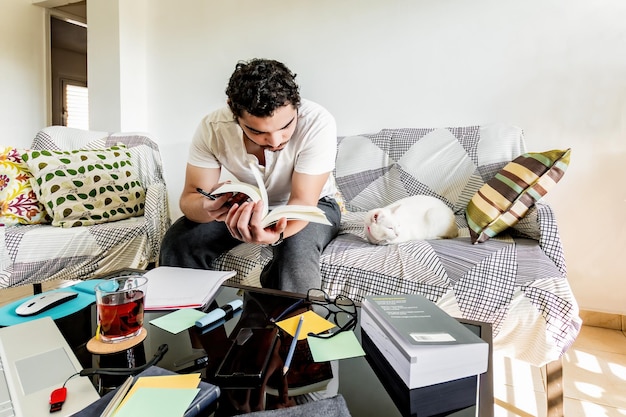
top-left (209, 162), bottom-right (331, 228)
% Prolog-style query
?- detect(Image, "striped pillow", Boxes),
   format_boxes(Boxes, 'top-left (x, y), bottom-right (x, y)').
top-left (466, 148), bottom-right (571, 244)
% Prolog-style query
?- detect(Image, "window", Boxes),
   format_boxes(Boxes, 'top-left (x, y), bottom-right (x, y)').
top-left (62, 79), bottom-right (88, 130)
top-left (49, 11), bottom-right (87, 128)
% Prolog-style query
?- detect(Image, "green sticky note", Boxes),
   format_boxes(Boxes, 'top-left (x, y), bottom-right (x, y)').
top-left (307, 331), bottom-right (365, 362)
top-left (113, 387), bottom-right (200, 417)
top-left (149, 309), bottom-right (206, 334)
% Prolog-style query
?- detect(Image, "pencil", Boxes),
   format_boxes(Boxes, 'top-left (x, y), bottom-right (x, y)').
top-left (100, 375), bottom-right (133, 417)
top-left (283, 315), bottom-right (304, 376)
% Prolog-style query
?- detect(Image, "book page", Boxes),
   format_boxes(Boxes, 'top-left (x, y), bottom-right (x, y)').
top-left (247, 161), bottom-right (270, 217)
top-left (262, 205), bottom-right (331, 227)
top-left (211, 182), bottom-right (262, 203)
top-left (213, 161), bottom-right (331, 228)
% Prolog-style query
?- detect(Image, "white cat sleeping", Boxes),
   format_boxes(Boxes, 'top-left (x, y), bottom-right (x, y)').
top-left (364, 195), bottom-right (458, 245)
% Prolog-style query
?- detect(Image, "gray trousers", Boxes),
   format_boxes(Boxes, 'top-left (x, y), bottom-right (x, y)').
top-left (159, 197), bottom-right (341, 294)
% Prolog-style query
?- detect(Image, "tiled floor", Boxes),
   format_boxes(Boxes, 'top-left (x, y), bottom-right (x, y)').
top-left (493, 325), bottom-right (626, 416)
top-left (1, 282), bottom-right (625, 416)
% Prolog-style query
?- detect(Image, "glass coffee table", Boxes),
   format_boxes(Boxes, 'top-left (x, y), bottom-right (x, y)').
top-left (132, 284), bottom-right (493, 417)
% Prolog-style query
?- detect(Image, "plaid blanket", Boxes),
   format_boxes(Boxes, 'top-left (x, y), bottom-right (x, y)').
top-left (0, 127), bottom-right (170, 288)
top-left (214, 125), bottom-right (581, 366)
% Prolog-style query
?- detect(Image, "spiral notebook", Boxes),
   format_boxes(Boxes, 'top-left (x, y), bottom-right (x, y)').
top-left (143, 267), bottom-right (236, 310)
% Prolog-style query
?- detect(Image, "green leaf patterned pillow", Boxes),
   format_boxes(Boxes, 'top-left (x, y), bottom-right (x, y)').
top-left (21, 145), bottom-right (146, 228)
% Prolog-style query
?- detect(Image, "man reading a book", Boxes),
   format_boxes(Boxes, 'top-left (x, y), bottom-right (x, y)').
top-left (159, 58), bottom-right (341, 294)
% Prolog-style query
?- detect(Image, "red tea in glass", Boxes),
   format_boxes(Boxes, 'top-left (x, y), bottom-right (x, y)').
top-left (95, 275), bottom-right (147, 343)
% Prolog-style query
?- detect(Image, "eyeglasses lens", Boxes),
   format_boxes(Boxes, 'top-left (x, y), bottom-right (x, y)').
top-left (306, 290), bottom-right (357, 336)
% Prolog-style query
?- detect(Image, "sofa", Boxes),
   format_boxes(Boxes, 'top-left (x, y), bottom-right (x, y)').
top-left (0, 126), bottom-right (170, 288)
top-left (212, 124), bottom-right (581, 369)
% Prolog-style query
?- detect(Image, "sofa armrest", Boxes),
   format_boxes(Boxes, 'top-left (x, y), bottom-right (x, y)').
top-left (512, 202), bottom-right (566, 275)
top-left (536, 203), bottom-right (567, 276)
top-left (143, 181), bottom-right (171, 263)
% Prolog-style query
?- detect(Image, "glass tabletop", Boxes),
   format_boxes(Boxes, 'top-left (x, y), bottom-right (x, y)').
top-left (136, 284), bottom-right (486, 417)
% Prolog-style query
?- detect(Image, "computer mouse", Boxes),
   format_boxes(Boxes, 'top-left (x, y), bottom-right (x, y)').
top-left (15, 291), bottom-right (79, 316)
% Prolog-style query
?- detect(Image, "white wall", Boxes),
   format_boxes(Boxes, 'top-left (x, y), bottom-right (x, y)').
top-left (0, 0), bottom-right (47, 146)
top-left (86, 0), bottom-right (121, 131)
top-left (88, 0), bottom-right (150, 132)
top-left (3, 0), bottom-right (625, 314)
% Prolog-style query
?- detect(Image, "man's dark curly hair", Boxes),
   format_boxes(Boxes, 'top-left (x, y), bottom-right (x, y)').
top-left (226, 59), bottom-right (301, 118)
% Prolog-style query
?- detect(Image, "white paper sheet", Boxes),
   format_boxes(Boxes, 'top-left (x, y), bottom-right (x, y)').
top-left (143, 266), bottom-right (236, 310)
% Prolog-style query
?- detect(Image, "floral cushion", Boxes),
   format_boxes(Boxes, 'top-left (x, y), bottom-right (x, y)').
top-left (466, 148), bottom-right (571, 244)
top-left (21, 145), bottom-right (146, 228)
top-left (0, 146), bottom-right (49, 226)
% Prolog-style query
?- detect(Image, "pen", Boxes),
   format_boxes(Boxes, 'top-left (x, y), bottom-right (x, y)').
top-left (196, 187), bottom-right (217, 200)
top-left (270, 299), bottom-right (304, 323)
top-left (100, 375), bottom-right (133, 417)
top-left (197, 187), bottom-right (234, 208)
top-left (195, 299), bottom-right (243, 328)
top-left (283, 315), bottom-right (304, 376)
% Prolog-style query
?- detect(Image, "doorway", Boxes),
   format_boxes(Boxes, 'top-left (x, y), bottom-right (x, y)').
top-left (49, 3), bottom-right (87, 129)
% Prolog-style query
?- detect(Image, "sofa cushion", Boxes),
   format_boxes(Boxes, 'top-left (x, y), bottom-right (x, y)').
top-left (334, 125), bottom-right (525, 214)
top-left (21, 145), bottom-right (146, 228)
top-left (465, 148), bottom-right (570, 244)
top-left (0, 146), bottom-right (49, 225)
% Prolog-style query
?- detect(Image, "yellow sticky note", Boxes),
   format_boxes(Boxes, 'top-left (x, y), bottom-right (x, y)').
top-left (276, 310), bottom-right (335, 340)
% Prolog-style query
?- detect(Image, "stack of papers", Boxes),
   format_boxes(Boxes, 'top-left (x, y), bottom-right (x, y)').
top-left (111, 374), bottom-right (202, 417)
top-left (275, 311), bottom-right (364, 362)
top-left (143, 267), bottom-right (236, 310)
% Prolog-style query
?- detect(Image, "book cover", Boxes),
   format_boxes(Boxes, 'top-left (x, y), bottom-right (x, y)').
top-left (362, 294), bottom-right (486, 350)
top-left (209, 161), bottom-right (331, 227)
top-left (361, 294), bottom-right (489, 388)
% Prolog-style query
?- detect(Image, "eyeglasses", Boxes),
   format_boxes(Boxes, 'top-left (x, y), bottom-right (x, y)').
top-left (305, 289), bottom-right (357, 339)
